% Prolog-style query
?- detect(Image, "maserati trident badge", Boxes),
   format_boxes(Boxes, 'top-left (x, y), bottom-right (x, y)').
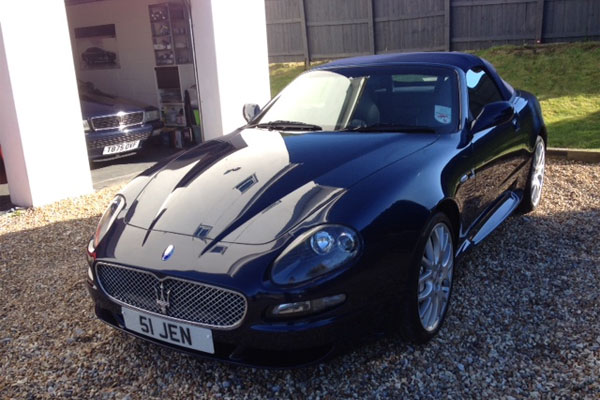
top-left (161, 244), bottom-right (174, 261)
top-left (155, 283), bottom-right (171, 314)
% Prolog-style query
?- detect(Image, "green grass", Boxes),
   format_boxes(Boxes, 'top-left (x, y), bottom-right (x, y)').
top-left (475, 42), bottom-right (600, 149)
top-left (269, 42), bottom-right (600, 149)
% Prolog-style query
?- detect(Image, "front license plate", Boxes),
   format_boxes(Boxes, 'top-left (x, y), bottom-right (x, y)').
top-left (122, 308), bottom-right (214, 354)
top-left (102, 140), bottom-right (140, 155)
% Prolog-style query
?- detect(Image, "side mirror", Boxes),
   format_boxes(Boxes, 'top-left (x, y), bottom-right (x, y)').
top-left (242, 103), bottom-right (261, 123)
top-left (471, 101), bottom-right (514, 133)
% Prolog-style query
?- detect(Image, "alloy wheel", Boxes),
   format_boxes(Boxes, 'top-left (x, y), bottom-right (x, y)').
top-left (530, 138), bottom-right (545, 207)
top-left (418, 222), bottom-right (454, 332)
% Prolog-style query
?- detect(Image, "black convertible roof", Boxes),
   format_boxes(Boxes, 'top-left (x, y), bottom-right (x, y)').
top-left (315, 52), bottom-right (515, 100)
top-left (317, 52), bottom-right (484, 71)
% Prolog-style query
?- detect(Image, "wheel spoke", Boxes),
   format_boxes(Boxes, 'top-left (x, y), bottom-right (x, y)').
top-left (441, 242), bottom-right (452, 268)
top-left (536, 154), bottom-right (544, 169)
top-left (532, 182), bottom-right (540, 199)
top-left (441, 261), bottom-right (453, 280)
top-left (429, 294), bottom-right (440, 327)
top-left (424, 298), bottom-right (435, 327)
top-left (419, 268), bottom-right (433, 284)
top-left (424, 238), bottom-right (434, 263)
top-left (535, 158), bottom-right (545, 175)
top-left (418, 281), bottom-right (434, 301)
top-left (419, 298), bottom-right (432, 320)
top-left (421, 256), bottom-right (433, 270)
top-left (432, 230), bottom-right (441, 264)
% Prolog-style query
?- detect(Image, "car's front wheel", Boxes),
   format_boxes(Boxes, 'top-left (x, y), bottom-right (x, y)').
top-left (400, 213), bottom-right (455, 343)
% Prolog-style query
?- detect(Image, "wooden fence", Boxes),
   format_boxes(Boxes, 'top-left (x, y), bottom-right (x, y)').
top-left (265, 0), bottom-right (600, 62)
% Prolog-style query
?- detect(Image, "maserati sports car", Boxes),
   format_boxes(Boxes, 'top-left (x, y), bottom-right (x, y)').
top-left (85, 52), bottom-right (546, 367)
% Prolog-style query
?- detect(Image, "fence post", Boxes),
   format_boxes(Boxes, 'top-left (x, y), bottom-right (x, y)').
top-left (298, 0), bottom-right (310, 66)
top-left (535, 0), bottom-right (545, 43)
top-left (367, 0), bottom-right (376, 54)
top-left (444, 0), bottom-right (451, 51)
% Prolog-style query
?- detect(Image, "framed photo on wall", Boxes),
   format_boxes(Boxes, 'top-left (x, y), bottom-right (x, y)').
top-left (74, 24), bottom-right (120, 70)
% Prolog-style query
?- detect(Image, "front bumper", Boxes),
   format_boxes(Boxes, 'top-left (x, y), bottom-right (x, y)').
top-left (85, 120), bottom-right (163, 160)
top-left (86, 219), bottom-right (409, 367)
top-left (87, 274), bottom-right (374, 367)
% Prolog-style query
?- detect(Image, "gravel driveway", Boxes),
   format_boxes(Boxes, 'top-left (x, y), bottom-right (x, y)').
top-left (1, 159), bottom-right (599, 399)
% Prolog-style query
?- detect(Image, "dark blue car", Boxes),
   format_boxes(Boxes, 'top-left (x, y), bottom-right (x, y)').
top-left (85, 52), bottom-right (546, 367)
top-left (80, 82), bottom-right (164, 161)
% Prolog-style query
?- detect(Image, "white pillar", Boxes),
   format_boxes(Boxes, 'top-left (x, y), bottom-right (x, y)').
top-left (0, 1), bottom-right (93, 207)
top-left (191, 0), bottom-right (271, 140)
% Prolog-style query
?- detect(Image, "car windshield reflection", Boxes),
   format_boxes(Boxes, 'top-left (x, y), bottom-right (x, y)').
top-left (254, 66), bottom-right (459, 133)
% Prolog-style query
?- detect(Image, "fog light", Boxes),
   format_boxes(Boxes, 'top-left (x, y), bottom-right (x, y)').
top-left (271, 294), bottom-right (346, 317)
top-left (272, 301), bottom-right (311, 316)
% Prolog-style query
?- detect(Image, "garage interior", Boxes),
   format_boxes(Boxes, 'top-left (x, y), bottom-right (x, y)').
top-left (68, 0), bottom-right (202, 139)
top-left (67, 0), bottom-right (204, 191)
top-left (0, 0), bottom-right (271, 211)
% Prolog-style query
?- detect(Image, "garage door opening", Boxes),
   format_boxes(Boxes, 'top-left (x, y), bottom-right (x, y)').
top-left (65, 0), bottom-right (203, 186)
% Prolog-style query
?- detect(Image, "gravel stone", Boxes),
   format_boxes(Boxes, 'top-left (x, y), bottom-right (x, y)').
top-left (1, 159), bottom-right (599, 399)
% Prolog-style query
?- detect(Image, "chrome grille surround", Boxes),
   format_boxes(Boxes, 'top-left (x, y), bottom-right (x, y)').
top-left (91, 112), bottom-right (144, 131)
top-left (95, 262), bottom-right (248, 330)
top-left (88, 130), bottom-right (151, 149)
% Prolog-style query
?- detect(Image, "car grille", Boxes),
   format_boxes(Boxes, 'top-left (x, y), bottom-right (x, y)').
top-left (91, 112), bottom-right (144, 131)
top-left (95, 263), bottom-right (247, 329)
top-left (87, 131), bottom-right (151, 149)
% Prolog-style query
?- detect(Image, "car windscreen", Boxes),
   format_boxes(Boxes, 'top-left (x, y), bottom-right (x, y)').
top-left (254, 65), bottom-right (459, 133)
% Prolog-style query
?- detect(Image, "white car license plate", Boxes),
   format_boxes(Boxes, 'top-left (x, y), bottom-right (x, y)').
top-left (102, 140), bottom-right (140, 155)
top-left (122, 307), bottom-right (214, 354)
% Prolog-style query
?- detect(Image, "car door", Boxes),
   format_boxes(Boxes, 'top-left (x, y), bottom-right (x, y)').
top-left (465, 67), bottom-right (519, 226)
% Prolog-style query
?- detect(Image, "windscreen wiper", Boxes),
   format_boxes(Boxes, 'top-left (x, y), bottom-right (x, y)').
top-left (344, 123), bottom-right (436, 133)
top-left (252, 120), bottom-right (323, 131)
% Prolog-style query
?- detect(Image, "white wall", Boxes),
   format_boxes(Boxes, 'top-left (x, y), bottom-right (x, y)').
top-left (0, 1), bottom-right (93, 207)
top-left (191, 0), bottom-right (271, 139)
top-left (66, 0), bottom-right (196, 108)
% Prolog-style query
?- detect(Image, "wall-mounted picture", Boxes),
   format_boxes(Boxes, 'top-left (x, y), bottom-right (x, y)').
top-left (74, 24), bottom-right (120, 70)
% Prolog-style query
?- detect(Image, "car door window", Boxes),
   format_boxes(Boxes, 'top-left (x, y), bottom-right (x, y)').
top-left (466, 68), bottom-right (504, 119)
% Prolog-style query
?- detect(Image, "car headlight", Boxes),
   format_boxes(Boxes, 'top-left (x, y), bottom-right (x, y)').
top-left (83, 119), bottom-right (91, 132)
top-left (271, 225), bottom-right (361, 285)
top-left (92, 195), bottom-right (126, 250)
top-left (144, 110), bottom-right (160, 122)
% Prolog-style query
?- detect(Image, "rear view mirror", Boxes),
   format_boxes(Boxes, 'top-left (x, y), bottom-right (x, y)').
top-left (471, 101), bottom-right (514, 133)
top-left (243, 103), bottom-right (261, 123)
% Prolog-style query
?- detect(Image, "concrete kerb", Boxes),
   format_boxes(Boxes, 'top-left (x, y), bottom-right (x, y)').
top-left (547, 148), bottom-right (600, 163)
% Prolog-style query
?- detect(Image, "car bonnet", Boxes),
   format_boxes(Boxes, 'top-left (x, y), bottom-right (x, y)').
top-left (123, 128), bottom-right (439, 245)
